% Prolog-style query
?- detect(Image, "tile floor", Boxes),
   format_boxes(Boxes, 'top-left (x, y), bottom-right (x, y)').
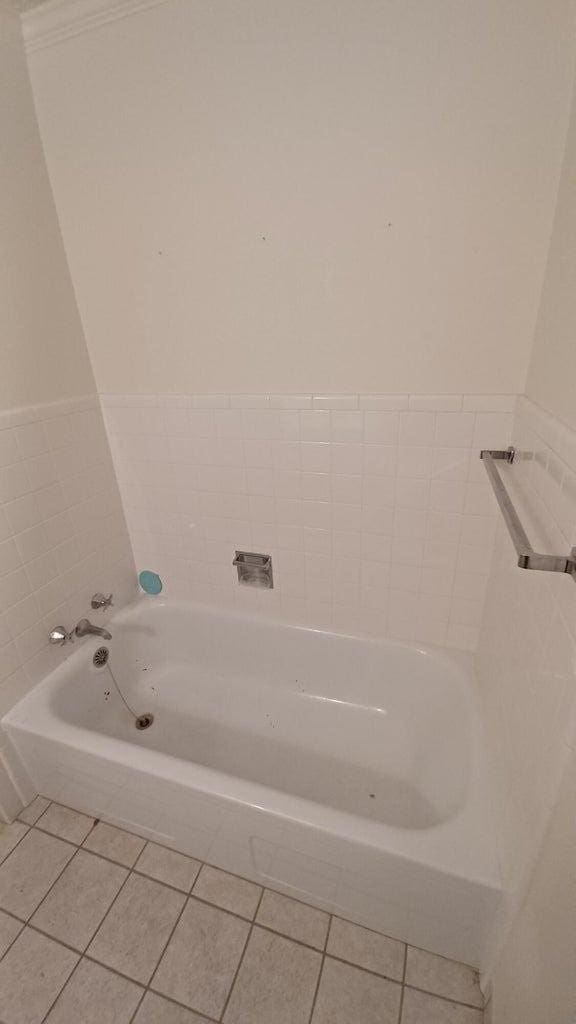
top-left (0, 797), bottom-right (485, 1024)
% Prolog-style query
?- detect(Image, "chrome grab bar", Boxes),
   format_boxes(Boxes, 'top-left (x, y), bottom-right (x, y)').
top-left (480, 446), bottom-right (576, 579)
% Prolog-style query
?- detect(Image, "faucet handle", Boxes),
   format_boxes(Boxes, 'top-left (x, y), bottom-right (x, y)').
top-left (91, 592), bottom-right (114, 610)
top-left (49, 626), bottom-right (74, 646)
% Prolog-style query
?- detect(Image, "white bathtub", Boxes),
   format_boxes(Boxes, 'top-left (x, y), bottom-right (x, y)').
top-left (2, 597), bottom-right (500, 966)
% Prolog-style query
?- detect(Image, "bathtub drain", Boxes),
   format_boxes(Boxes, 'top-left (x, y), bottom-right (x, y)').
top-left (93, 647), bottom-right (109, 668)
top-left (135, 713), bottom-right (154, 730)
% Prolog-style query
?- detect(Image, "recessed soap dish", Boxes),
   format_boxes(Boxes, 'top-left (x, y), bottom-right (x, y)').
top-left (233, 551), bottom-right (273, 589)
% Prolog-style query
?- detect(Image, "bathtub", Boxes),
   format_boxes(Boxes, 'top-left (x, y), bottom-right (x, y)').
top-left (2, 598), bottom-right (500, 966)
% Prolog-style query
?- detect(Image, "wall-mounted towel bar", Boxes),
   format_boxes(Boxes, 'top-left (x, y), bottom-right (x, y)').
top-left (480, 447), bottom-right (576, 580)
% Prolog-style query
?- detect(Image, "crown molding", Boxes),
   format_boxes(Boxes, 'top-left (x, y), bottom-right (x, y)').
top-left (21, 0), bottom-right (172, 54)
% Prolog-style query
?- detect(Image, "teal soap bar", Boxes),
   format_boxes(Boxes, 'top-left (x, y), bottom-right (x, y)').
top-left (138, 570), bottom-right (163, 595)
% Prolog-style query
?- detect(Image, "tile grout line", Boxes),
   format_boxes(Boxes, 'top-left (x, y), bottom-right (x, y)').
top-left (4, 806), bottom-right (484, 1017)
top-left (397, 940), bottom-right (408, 1023)
top-left (0, 819), bottom-right (32, 871)
top-left (9, 828), bottom-right (483, 1009)
top-left (137, 871), bottom-right (200, 1018)
top-left (217, 885), bottom-right (266, 1022)
top-left (0, 915), bottom-right (24, 967)
top-left (14, 831), bottom-right (83, 929)
top-left (305, 910), bottom-right (332, 1024)
top-left (39, 952), bottom-right (83, 1024)
top-left (402, 983), bottom-right (484, 1013)
top-left (37, 816), bottom-right (390, 953)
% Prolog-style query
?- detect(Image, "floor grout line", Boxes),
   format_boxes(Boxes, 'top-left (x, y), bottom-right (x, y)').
top-left (142, 877), bottom-right (194, 991)
top-left (397, 940), bottom-right (408, 1023)
top-left (402, 983), bottom-right (484, 1012)
top-left (29, 803), bottom-right (483, 968)
top-left (0, 820), bottom-right (33, 871)
top-left (1, 801), bottom-right (485, 1019)
top-left (217, 885), bottom-right (266, 1022)
top-left (0, 915), bottom-right (24, 967)
top-left (15, 833), bottom-right (80, 928)
top-left (306, 946), bottom-right (326, 1024)
top-left (39, 953), bottom-right (83, 1024)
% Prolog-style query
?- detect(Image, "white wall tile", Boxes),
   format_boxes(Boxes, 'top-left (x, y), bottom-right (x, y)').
top-left (430, 480), bottom-right (466, 513)
top-left (1, 463), bottom-right (31, 502)
top-left (363, 445), bottom-right (397, 476)
top-left (409, 395), bottom-right (462, 412)
top-left (397, 447), bottom-right (434, 478)
top-left (331, 475), bottom-right (361, 504)
top-left (473, 412), bottom-right (514, 449)
top-left (332, 444), bottom-right (364, 475)
top-left (362, 476), bottom-right (395, 507)
top-left (0, 397), bottom-right (135, 714)
top-left (300, 411), bottom-right (330, 442)
top-left (359, 395), bottom-right (409, 410)
top-left (102, 393), bottom-right (510, 651)
top-left (229, 395), bottom-right (270, 409)
top-left (0, 430), bottom-right (20, 467)
top-left (390, 536), bottom-right (424, 566)
top-left (433, 448), bottom-right (470, 481)
top-left (463, 394), bottom-right (516, 413)
top-left (395, 478), bottom-right (429, 510)
top-left (364, 412), bottom-right (399, 445)
top-left (269, 395), bottom-right (313, 409)
top-left (398, 412), bottom-right (435, 446)
top-left (192, 395), bottom-right (230, 409)
top-left (301, 473), bottom-right (331, 501)
top-left (331, 411), bottom-right (364, 443)
top-left (25, 551), bottom-right (59, 590)
top-left (301, 444), bottom-right (330, 473)
top-left (14, 421), bottom-right (49, 459)
top-left (434, 413), bottom-right (475, 448)
top-left (313, 395), bottom-right (358, 410)
top-left (0, 540), bottom-right (22, 577)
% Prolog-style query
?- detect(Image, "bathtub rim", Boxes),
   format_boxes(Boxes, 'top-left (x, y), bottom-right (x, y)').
top-left (1, 595), bottom-right (501, 892)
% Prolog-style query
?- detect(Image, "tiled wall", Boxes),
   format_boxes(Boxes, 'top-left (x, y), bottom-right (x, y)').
top-left (0, 396), bottom-right (136, 715)
top-left (102, 392), bottom-right (515, 651)
top-left (477, 395), bottom-right (576, 977)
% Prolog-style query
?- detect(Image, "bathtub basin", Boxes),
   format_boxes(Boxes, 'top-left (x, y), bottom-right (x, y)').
top-left (2, 597), bottom-right (500, 966)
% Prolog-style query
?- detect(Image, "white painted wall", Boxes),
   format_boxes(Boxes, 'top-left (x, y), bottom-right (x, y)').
top-left (24, 0), bottom-right (576, 396)
top-left (488, 748), bottom-right (576, 1024)
top-left (526, 80), bottom-right (576, 433)
top-left (0, 3), bottom-right (95, 411)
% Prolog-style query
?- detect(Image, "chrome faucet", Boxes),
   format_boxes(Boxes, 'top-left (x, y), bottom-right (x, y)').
top-left (75, 618), bottom-right (112, 641)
